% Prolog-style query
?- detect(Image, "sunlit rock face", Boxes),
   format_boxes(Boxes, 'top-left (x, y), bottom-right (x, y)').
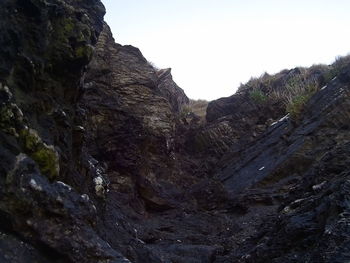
top-left (1, 0), bottom-right (350, 262)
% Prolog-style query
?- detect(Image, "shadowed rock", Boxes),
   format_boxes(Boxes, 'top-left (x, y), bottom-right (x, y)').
top-left (0, 0), bottom-right (350, 262)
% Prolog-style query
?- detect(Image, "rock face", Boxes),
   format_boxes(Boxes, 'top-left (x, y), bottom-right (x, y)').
top-left (0, 1), bottom-right (350, 262)
top-left (157, 68), bottom-right (189, 113)
top-left (214, 68), bottom-right (350, 263)
top-left (82, 24), bottom-right (195, 213)
top-left (200, 67), bottom-right (327, 161)
top-left (0, 1), bottom-right (130, 262)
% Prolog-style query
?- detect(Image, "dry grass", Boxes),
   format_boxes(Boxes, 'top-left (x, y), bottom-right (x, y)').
top-left (189, 99), bottom-right (208, 119)
top-left (270, 74), bottom-right (319, 102)
top-left (236, 54), bottom-right (350, 118)
top-left (181, 99), bottom-right (208, 123)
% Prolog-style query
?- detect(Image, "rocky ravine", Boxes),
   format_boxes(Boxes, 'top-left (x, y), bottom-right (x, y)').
top-left (1, 1), bottom-right (350, 263)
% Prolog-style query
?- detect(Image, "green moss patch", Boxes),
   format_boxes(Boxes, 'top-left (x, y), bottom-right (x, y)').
top-left (20, 129), bottom-right (59, 180)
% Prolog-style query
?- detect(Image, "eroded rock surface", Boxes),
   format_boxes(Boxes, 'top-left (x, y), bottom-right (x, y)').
top-left (82, 24), bottom-right (196, 213)
top-left (0, 0), bottom-right (130, 262)
top-left (214, 67), bottom-right (350, 263)
top-left (0, 1), bottom-right (350, 262)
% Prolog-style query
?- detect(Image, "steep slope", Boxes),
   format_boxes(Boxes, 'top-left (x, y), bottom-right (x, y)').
top-left (214, 66), bottom-right (350, 262)
top-left (196, 66), bottom-right (328, 160)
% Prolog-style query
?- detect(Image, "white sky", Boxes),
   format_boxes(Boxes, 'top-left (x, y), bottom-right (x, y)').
top-left (102, 0), bottom-right (350, 100)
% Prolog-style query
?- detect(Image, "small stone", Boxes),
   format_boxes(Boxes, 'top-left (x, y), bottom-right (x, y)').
top-left (56, 195), bottom-right (63, 203)
top-left (136, 238), bottom-right (145, 244)
top-left (282, 206), bottom-right (291, 214)
top-left (312, 181), bottom-right (327, 191)
top-left (74, 125), bottom-right (85, 132)
top-left (93, 176), bottom-right (106, 197)
top-left (93, 176), bottom-right (103, 185)
top-left (81, 194), bottom-right (90, 201)
top-left (29, 178), bottom-right (42, 191)
top-left (57, 181), bottom-right (72, 191)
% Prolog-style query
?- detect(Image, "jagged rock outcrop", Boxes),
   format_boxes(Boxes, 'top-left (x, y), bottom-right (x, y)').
top-left (0, 0), bottom-right (350, 262)
top-left (193, 87), bottom-right (282, 160)
top-left (195, 67), bottom-right (328, 161)
top-left (157, 68), bottom-right (189, 113)
top-left (82, 24), bottom-right (195, 212)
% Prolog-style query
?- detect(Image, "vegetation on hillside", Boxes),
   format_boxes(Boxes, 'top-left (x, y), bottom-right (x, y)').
top-left (239, 54), bottom-right (350, 118)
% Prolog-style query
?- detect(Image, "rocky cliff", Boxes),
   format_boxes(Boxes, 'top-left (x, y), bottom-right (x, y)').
top-left (0, 1), bottom-right (350, 262)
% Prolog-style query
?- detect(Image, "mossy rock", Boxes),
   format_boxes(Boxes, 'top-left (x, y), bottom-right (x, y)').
top-left (21, 129), bottom-right (41, 150)
top-left (0, 107), bottom-right (15, 127)
top-left (75, 45), bottom-right (94, 60)
top-left (31, 145), bottom-right (59, 180)
top-left (19, 129), bottom-right (59, 180)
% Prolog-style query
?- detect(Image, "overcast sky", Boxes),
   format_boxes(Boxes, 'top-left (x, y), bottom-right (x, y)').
top-left (102, 0), bottom-right (350, 100)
